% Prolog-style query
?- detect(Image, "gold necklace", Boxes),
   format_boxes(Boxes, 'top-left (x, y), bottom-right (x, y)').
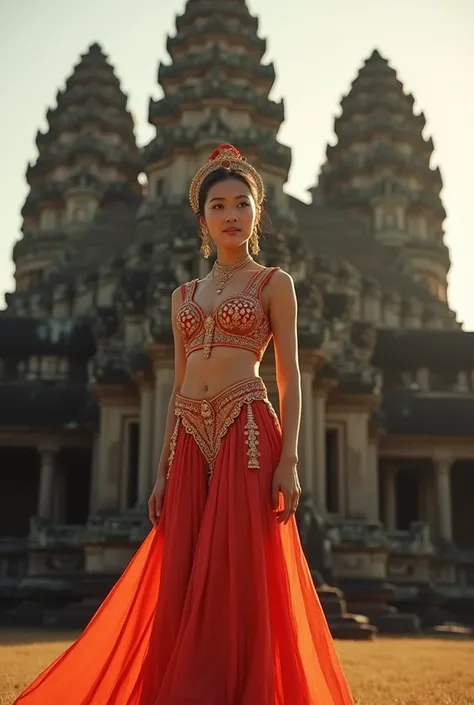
top-left (212, 254), bottom-right (253, 295)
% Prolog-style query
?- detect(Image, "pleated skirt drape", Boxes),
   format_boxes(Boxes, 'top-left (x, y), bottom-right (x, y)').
top-left (14, 379), bottom-right (354, 705)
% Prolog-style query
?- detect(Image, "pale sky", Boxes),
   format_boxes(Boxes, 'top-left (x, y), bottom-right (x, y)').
top-left (1, 0), bottom-right (473, 327)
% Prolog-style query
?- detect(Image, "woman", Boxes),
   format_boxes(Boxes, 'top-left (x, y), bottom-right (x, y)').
top-left (13, 145), bottom-right (354, 705)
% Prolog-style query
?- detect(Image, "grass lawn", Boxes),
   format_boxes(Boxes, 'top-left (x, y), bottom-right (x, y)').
top-left (1, 629), bottom-right (473, 704)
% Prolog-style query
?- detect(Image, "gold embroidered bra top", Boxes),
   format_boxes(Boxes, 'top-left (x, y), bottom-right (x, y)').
top-left (176, 267), bottom-right (279, 360)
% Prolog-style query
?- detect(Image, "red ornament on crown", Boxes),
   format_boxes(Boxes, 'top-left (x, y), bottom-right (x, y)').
top-left (189, 143), bottom-right (263, 214)
top-left (208, 144), bottom-right (243, 169)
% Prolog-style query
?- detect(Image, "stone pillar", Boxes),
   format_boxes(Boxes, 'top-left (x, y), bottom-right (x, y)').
top-left (298, 370), bottom-right (315, 497)
top-left (91, 385), bottom-right (139, 513)
top-left (89, 434), bottom-right (101, 515)
top-left (96, 403), bottom-right (122, 512)
top-left (52, 469), bottom-right (67, 523)
top-left (420, 469), bottom-right (437, 529)
top-left (367, 439), bottom-right (380, 523)
top-left (383, 465), bottom-right (397, 531)
top-left (152, 366), bottom-right (174, 479)
top-left (313, 389), bottom-right (327, 513)
top-left (137, 382), bottom-right (155, 506)
top-left (37, 444), bottom-right (58, 519)
top-left (417, 367), bottom-right (430, 392)
top-left (434, 455), bottom-right (453, 542)
top-left (345, 411), bottom-right (370, 518)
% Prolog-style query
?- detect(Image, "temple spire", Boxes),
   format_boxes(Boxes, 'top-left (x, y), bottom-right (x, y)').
top-left (14, 43), bottom-right (140, 293)
top-left (142, 0), bottom-right (291, 216)
top-left (310, 49), bottom-right (450, 303)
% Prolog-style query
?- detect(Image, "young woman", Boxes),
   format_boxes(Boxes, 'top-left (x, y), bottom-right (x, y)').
top-left (14, 145), bottom-right (354, 705)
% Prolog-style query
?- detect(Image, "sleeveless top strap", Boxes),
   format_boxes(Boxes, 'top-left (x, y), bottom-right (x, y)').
top-left (245, 267), bottom-right (280, 298)
top-left (181, 279), bottom-right (197, 303)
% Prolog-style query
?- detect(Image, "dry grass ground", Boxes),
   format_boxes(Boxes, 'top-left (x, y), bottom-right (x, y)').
top-left (1, 629), bottom-right (473, 705)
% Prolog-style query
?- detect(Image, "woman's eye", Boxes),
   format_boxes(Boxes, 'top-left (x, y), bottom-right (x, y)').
top-left (238, 202), bottom-right (249, 207)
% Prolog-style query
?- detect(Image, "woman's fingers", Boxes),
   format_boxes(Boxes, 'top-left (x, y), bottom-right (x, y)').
top-left (277, 490), bottom-right (292, 524)
top-left (148, 495), bottom-right (156, 526)
top-left (272, 480), bottom-right (280, 511)
top-left (155, 493), bottom-right (163, 519)
top-left (289, 490), bottom-right (300, 522)
top-left (277, 489), bottom-right (300, 524)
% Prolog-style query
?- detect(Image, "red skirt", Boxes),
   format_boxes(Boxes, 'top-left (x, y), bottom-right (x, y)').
top-left (14, 377), bottom-right (354, 705)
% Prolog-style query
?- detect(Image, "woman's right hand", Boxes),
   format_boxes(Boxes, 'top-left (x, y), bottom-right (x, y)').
top-left (148, 474), bottom-right (167, 526)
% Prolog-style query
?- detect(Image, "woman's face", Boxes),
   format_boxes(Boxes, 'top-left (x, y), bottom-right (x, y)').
top-left (201, 177), bottom-right (257, 252)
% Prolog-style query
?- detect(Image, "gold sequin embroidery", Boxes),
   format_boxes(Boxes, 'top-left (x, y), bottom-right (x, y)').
top-left (244, 401), bottom-right (260, 469)
top-left (202, 316), bottom-right (215, 359)
top-left (175, 269), bottom-right (279, 360)
top-left (171, 378), bottom-right (269, 481)
top-left (166, 416), bottom-right (181, 480)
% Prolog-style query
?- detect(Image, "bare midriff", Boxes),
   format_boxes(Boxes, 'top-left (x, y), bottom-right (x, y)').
top-left (179, 346), bottom-right (261, 399)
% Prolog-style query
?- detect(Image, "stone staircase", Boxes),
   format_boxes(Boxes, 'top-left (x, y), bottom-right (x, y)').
top-left (337, 577), bottom-right (421, 634)
top-left (316, 580), bottom-right (377, 640)
top-left (296, 497), bottom-right (379, 640)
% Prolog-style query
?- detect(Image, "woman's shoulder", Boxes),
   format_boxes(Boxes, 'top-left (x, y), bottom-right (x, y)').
top-left (260, 268), bottom-right (296, 306)
top-left (171, 279), bottom-right (197, 301)
top-left (251, 264), bottom-right (291, 278)
top-left (263, 266), bottom-right (294, 286)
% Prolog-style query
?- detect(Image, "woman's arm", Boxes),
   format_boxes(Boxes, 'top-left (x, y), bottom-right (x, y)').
top-left (155, 287), bottom-right (187, 480)
top-left (268, 270), bottom-right (302, 523)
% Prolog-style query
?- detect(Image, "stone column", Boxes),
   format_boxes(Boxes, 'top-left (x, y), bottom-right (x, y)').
top-left (383, 465), bottom-right (397, 531)
top-left (419, 469), bottom-right (437, 529)
top-left (152, 366), bottom-right (174, 479)
top-left (37, 444), bottom-right (58, 519)
top-left (345, 411), bottom-right (370, 518)
top-left (52, 469), bottom-right (66, 523)
top-left (313, 389), bottom-right (327, 513)
top-left (95, 403), bottom-right (123, 512)
top-left (137, 382), bottom-right (155, 506)
top-left (298, 370), bottom-right (315, 497)
top-left (366, 439), bottom-right (380, 523)
top-left (434, 455), bottom-right (453, 542)
top-left (89, 434), bottom-right (101, 515)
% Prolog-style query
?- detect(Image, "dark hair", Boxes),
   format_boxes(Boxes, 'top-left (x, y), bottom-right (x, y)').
top-left (197, 167), bottom-right (261, 224)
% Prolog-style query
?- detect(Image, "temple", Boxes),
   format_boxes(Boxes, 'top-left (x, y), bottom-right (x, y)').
top-left (1, 1), bottom-right (473, 637)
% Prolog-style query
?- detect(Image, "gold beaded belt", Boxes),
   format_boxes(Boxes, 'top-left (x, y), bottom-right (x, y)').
top-left (167, 377), bottom-right (278, 481)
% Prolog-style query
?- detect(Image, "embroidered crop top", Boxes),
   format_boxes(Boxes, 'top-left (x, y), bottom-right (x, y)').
top-left (176, 267), bottom-right (279, 361)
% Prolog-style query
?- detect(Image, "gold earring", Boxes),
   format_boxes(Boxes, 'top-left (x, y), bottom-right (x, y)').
top-left (250, 227), bottom-right (260, 255)
top-left (200, 225), bottom-right (212, 259)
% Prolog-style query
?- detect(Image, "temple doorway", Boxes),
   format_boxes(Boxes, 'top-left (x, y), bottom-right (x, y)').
top-left (0, 447), bottom-right (40, 536)
top-left (325, 428), bottom-right (340, 514)
top-left (57, 448), bottom-right (92, 524)
top-left (396, 467), bottom-right (420, 529)
top-left (451, 460), bottom-right (474, 549)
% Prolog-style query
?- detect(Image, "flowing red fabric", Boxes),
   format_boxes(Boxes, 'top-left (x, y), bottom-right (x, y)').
top-left (14, 399), bottom-right (354, 705)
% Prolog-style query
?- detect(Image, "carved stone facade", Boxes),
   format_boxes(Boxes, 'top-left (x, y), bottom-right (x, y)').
top-left (1, 0), bottom-right (473, 633)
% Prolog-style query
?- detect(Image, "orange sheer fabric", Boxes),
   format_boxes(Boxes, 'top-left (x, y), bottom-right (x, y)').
top-left (14, 393), bottom-right (354, 705)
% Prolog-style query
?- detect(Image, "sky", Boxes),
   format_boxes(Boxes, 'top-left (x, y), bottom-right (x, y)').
top-left (1, 0), bottom-right (473, 327)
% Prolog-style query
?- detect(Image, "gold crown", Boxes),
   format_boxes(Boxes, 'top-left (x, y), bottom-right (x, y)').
top-left (189, 144), bottom-right (265, 214)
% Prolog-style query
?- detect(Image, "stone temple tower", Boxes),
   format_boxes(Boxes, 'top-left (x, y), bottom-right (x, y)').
top-left (311, 49), bottom-right (450, 304)
top-left (142, 0), bottom-right (292, 218)
top-left (14, 43), bottom-right (141, 294)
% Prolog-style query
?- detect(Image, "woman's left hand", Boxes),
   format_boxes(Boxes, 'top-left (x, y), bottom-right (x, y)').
top-left (271, 459), bottom-right (302, 524)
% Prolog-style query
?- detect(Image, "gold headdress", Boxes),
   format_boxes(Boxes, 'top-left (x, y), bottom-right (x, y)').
top-left (189, 144), bottom-right (265, 214)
